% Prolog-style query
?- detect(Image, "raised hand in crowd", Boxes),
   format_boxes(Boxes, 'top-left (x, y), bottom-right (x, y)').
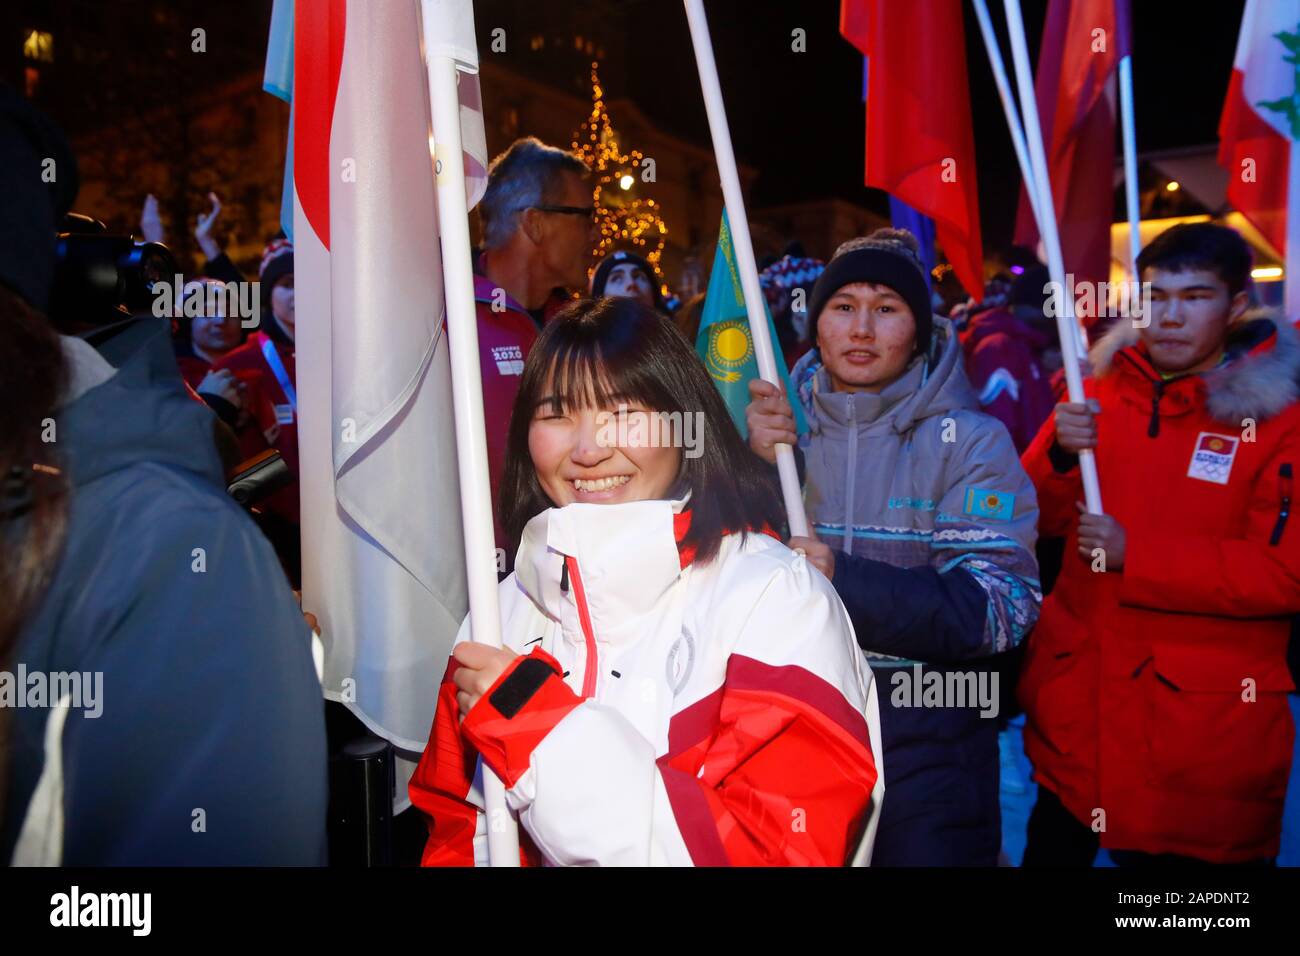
top-left (139, 193), bottom-right (164, 244)
top-left (195, 191), bottom-right (224, 261)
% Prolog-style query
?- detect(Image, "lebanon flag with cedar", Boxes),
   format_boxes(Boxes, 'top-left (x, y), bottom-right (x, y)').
top-left (1218, 0), bottom-right (1300, 269)
top-left (840, 0), bottom-right (985, 298)
top-left (1013, 0), bottom-right (1131, 289)
top-left (292, 0), bottom-right (487, 793)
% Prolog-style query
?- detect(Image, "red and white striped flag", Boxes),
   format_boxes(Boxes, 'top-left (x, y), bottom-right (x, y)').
top-left (1218, 0), bottom-right (1300, 318)
top-left (292, 0), bottom-right (487, 803)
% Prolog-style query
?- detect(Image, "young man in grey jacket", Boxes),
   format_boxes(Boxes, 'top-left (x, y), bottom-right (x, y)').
top-left (746, 229), bottom-right (1041, 865)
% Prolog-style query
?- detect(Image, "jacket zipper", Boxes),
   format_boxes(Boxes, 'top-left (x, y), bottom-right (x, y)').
top-left (1118, 351), bottom-right (1196, 442)
top-left (1270, 463), bottom-right (1293, 546)
top-left (1147, 379), bottom-right (1165, 437)
top-left (842, 394), bottom-right (858, 555)
top-left (1115, 351), bottom-right (1167, 438)
top-left (563, 555), bottom-right (600, 698)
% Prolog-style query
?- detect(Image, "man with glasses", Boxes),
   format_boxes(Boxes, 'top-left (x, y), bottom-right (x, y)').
top-left (471, 137), bottom-right (594, 553)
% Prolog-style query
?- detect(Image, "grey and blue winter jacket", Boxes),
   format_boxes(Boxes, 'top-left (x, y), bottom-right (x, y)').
top-left (793, 317), bottom-right (1042, 665)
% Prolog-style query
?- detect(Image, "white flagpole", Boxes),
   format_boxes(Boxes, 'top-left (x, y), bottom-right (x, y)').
top-left (970, 0), bottom-right (1045, 234)
top-left (683, 0), bottom-right (809, 537)
top-left (422, 2), bottom-right (520, 868)
top-left (1287, 145), bottom-right (1300, 321)
top-left (1004, 0), bottom-right (1104, 514)
top-left (1119, 54), bottom-right (1142, 278)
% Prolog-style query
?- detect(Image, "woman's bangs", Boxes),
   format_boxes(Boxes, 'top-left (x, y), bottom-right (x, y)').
top-left (539, 330), bottom-right (668, 415)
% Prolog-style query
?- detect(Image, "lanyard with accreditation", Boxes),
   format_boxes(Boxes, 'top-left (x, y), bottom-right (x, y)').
top-left (259, 333), bottom-right (297, 421)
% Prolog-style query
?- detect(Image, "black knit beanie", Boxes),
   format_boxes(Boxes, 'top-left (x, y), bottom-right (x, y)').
top-left (590, 249), bottom-right (665, 312)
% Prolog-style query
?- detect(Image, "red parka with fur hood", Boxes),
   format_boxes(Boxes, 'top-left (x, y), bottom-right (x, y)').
top-left (1019, 312), bottom-right (1300, 862)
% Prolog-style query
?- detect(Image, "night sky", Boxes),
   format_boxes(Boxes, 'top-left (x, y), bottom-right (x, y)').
top-left (609, 0), bottom-right (1247, 253)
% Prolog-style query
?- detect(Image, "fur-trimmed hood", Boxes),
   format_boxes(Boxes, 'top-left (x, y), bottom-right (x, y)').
top-left (1089, 309), bottom-right (1300, 424)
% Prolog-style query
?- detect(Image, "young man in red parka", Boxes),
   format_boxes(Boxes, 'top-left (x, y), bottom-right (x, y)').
top-left (1019, 222), bottom-right (1300, 865)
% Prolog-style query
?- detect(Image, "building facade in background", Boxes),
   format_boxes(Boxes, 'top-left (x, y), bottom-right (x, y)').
top-left (2, 0), bottom-right (896, 289)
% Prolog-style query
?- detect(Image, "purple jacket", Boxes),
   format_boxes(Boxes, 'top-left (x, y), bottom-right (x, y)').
top-left (960, 307), bottom-right (1056, 453)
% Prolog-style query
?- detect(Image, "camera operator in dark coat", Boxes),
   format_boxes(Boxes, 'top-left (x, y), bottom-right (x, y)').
top-left (0, 85), bottom-right (327, 866)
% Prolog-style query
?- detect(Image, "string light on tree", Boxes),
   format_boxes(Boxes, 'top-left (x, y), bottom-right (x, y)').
top-left (571, 62), bottom-right (670, 296)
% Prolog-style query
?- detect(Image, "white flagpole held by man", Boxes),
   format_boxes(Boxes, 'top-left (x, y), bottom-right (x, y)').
top-left (1003, 0), bottom-right (1104, 514)
top-left (970, 0), bottom-right (1045, 234)
top-left (420, 0), bottom-right (520, 868)
top-left (1119, 53), bottom-right (1141, 277)
top-left (1289, 144), bottom-right (1300, 321)
top-left (683, 0), bottom-right (810, 537)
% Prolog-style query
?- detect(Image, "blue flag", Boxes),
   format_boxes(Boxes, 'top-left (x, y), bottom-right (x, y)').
top-left (264, 0), bottom-right (295, 239)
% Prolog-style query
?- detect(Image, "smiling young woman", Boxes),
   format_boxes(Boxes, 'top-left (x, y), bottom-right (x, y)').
top-left (499, 295), bottom-right (786, 565)
top-left (409, 296), bottom-right (886, 867)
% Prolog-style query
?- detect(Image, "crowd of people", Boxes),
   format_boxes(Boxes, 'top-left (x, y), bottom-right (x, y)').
top-left (4, 83), bottom-right (1299, 867)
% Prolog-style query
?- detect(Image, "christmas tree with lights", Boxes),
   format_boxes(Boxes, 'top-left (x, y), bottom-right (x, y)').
top-left (571, 62), bottom-right (670, 298)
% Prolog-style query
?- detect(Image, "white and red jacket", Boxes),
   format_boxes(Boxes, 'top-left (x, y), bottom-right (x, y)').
top-left (410, 497), bottom-right (885, 866)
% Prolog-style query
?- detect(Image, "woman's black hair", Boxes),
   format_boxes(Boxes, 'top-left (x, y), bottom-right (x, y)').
top-left (499, 296), bottom-right (787, 565)
top-left (0, 286), bottom-right (70, 814)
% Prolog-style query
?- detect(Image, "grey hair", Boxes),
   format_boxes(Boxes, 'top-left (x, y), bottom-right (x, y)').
top-left (479, 137), bottom-right (590, 250)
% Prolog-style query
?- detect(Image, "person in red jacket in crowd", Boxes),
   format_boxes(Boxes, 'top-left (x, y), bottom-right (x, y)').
top-left (142, 194), bottom-right (252, 424)
top-left (212, 237), bottom-right (299, 525)
top-left (961, 265), bottom-right (1059, 453)
top-left (172, 277), bottom-right (249, 421)
top-left (471, 137), bottom-right (593, 551)
top-left (173, 278), bottom-right (244, 385)
top-left (1018, 222), bottom-right (1300, 866)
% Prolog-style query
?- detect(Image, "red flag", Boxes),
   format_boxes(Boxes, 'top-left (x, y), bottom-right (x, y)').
top-left (841, 0), bottom-right (985, 298)
top-left (1013, 0), bottom-right (1130, 289)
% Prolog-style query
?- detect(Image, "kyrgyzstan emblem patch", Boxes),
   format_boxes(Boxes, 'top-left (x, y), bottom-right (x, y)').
top-left (1187, 432), bottom-right (1239, 485)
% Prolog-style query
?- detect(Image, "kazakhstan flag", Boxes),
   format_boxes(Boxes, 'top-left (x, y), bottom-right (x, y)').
top-left (696, 210), bottom-right (807, 438)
